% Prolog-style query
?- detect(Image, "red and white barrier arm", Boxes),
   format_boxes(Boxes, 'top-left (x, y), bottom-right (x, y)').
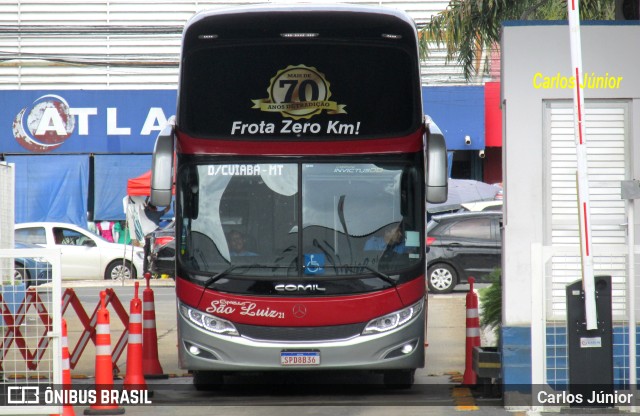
top-left (568, 0), bottom-right (598, 330)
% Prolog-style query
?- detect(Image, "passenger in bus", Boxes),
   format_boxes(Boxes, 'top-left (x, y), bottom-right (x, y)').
top-left (227, 230), bottom-right (258, 256)
top-left (364, 226), bottom-right (409, 272)
top-left (364, 226), bottom-right (406, 254)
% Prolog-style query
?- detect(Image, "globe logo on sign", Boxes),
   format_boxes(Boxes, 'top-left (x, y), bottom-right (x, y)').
top-left (13, 94), bottom-right (75, 152)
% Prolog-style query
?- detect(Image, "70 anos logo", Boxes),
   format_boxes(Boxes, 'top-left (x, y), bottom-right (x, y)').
top-left (251, 65), bottom-right (346, 120)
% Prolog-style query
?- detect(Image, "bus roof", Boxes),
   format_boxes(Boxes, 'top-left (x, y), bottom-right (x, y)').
top-left (183, 4), bottom-right (418, 45)
top-left (188, 4), bottom-right (416, 26)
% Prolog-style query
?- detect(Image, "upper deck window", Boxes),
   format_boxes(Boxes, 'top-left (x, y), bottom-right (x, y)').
top-left (179, 42), bottom-right (420, 140)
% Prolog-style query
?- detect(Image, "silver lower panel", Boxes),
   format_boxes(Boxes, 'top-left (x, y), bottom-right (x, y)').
top-left (177, 310), bottom-right (425, 372)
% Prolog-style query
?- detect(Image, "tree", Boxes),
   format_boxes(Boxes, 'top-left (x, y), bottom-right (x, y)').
top-left (420, 0), bottom-right (615, 81)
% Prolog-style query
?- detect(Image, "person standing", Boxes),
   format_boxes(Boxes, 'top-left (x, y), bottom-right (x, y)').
top-left (96, 221), bottom-right (115, 242)
top-left (144, 201), bottom-right (169, 228)
top-left (113, 220), bottom-right (131, 244)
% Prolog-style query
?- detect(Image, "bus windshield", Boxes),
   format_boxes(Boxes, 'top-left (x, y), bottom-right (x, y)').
top-left (178, 162), bottom-right (422, 278)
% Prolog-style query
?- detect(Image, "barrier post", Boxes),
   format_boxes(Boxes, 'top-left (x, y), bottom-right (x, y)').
top-left (84, 291), bottom-right (124, 415)
top-left (124, 282), bottom-right (147, 390)
top-left (142, 272), bottom-right (166, 378)
top-left (462, 277), bottom-right (480, 386)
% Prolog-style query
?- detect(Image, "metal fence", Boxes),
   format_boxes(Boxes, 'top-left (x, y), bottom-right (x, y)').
top-left (0, 248), bottom-right (62, 415)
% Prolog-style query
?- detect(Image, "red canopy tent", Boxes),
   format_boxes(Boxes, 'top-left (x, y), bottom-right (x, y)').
top-left (127, 170), bottom-right (153, 196)
top-left (126, 170), bottom-right (175, 197)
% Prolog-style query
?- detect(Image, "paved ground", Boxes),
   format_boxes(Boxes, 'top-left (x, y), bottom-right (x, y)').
top-left (2, 279), bottom-right (515, 415)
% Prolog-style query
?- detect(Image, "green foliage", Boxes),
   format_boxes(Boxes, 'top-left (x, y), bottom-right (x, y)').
top-left (420, 0), bottom-right (615, 80)
top-left (479, 268), bottom-right (502, 340)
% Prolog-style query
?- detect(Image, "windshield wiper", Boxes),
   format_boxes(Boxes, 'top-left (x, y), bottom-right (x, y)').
top-left (203, 265), bottom-right (242, 288)
top-left (361, 266), bottom-right (397, 285)
top-left (335, 265), bottom-right (397, 286)
top-left (203, 264), bottom-right (286, 288)
top-left (203, 264), bottom-right (397, 288)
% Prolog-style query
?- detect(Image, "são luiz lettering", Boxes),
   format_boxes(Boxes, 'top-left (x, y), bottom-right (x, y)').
top-left (532, 72), bottom-right (623, 89)
top-left (537, 390), bottom-right (633, 405)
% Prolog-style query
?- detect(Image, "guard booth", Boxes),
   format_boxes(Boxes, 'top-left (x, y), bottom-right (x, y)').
top-left (566, 275), bottom-right (614, 408)
top-left (501, 21), bottom-right (640, 410)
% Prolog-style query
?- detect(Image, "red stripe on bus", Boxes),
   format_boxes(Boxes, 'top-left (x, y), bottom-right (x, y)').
top-left (176, 131), bottom-right (424, 156)
top-left (176, 276), bottom-right (424, 327)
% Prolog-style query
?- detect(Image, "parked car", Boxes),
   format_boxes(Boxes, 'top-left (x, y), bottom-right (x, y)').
top-left (14, 242), bottom-right (53, 288)
top-left (426, 211), bottom-right (502, 294)
top-left (14, 222), bottom-right (144, 280)
top-left (144, 221), bottom-right (175, 278)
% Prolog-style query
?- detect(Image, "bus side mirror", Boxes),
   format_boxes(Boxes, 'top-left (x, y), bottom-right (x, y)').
top-left (425, 119), bottom-right (448, 204)
top-left (150, 121), bottom-right (175, 207)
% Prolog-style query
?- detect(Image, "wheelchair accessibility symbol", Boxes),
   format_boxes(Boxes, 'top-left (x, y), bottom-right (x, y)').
top-left (304, 254), bottom-right (325, 275)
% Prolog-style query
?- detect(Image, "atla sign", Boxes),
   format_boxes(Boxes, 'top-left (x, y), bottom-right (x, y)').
top-left (4, 90), bottom-right (176, 154)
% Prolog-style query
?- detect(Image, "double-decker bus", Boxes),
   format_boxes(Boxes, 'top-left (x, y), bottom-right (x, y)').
top-left (150, 4), bottom-right (448, 389)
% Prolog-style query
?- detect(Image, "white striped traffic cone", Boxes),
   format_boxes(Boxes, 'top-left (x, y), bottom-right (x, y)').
top-left (84, 291), bottom-right (124, 415)
top-left (124, 282), bottom-right (147, 389)
top-left (142, 273), bottom-right (166, 378)
top-left (462, 277), bottom-right (480, 386)
top-left (51, 318), bottom-right (74, 416)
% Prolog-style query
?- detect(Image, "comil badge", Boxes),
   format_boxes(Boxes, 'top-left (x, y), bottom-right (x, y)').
top-left (252, 65), bottom-right (346, 120)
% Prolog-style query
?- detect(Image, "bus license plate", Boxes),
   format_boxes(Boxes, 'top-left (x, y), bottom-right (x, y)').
top-left (280, 351), bottom-right (320, 366)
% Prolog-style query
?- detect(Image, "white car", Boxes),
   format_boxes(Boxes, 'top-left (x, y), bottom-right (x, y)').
top-left (460, 200), bottom-right (503, 212)
top-left (14, 222), bottom-right (144, 280)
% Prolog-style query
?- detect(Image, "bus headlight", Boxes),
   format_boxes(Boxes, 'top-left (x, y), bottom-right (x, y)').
top-left (179, 302), bottom-right (239, 336)
top-left (362, 299), bottom-right (424, 335)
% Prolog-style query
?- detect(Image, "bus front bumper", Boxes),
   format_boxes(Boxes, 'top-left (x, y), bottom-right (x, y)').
top-left (177, 309), bottom-right (425, 372)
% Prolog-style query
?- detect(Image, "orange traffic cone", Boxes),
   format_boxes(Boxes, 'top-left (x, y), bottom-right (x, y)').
top-left (51, 318), bottom-right (75, 416)
top-left (124, 282), bottom-right (147, 390)
top-left (142, 273), bottom-right (166, 379)
top-left (462, 277), bottom-right (481, 386)
top-left (84, 291), bottom-right (124, 415)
